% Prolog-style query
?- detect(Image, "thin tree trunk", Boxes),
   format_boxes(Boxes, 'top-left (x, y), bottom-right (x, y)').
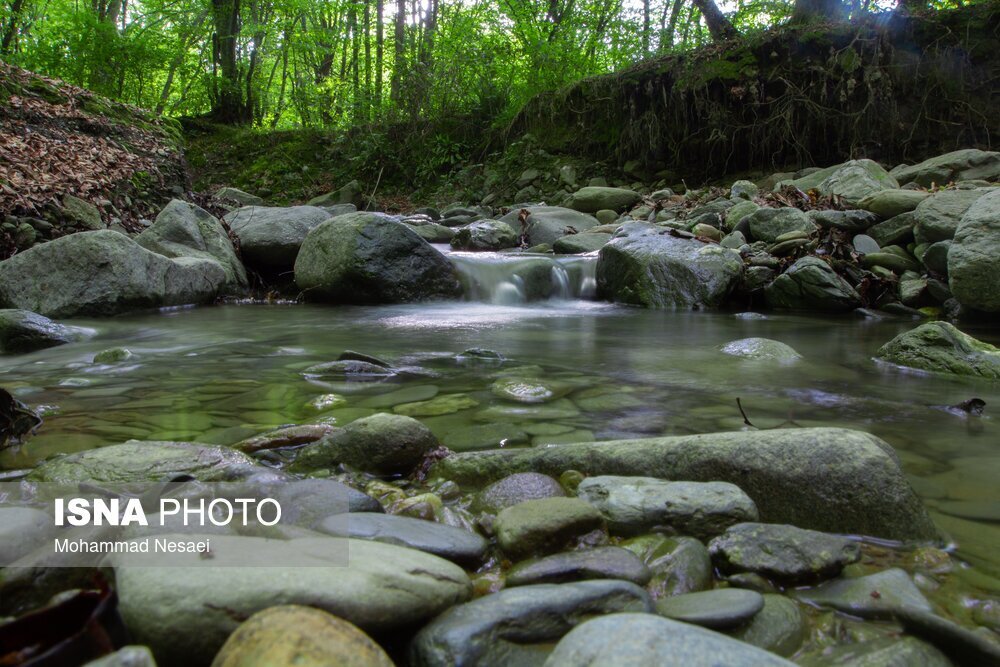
top-left (375, 0), bottom-right (384, 114)
top-left (390, 0), bottom-right (405, 106)
top-left (642, 0), bottom-right (650, 55)
top-left (1, 0), bottom-right (27, 54)
top-left (692, 0), bottom-right (737, 41)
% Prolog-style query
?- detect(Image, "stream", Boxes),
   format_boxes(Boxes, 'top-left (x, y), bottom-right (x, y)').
top-left (1, 249), bottom-right (999, 581)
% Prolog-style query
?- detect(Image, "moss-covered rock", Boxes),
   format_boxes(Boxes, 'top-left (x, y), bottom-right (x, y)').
top-left (876, 321), bottom-right (1000, 379)
top-left (948, 188), bottom-right (1000, 312)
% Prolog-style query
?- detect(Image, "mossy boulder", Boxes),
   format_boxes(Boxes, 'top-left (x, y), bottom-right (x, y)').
top-left (223, 205), bottom-right (332, 272)
top-left (876, 321), bottom-right (1000, 379)
top-left (948, 188), bottom-right (1000, 312)
top-left (783, 160), bottom-right (898, 206)
top-left (891, 149), bottom-right (1000, 187)
top-left (858, 189), bottom-right (931, 218)
top-left (498, 206), bottom-right (599, 246)
top-left (596, 223), bottom-right (743, 309)
top-left (746, 208), bottom-right (815, 243)
top-left (553, 232), bottom-right (612, 254)
top-left (294, 213), bottom-right (461, 303)
top-left (565, 187), bottom-right (642, 213)
top-left (450, 220), bottom-right (517, 251)
top-left (0, 230), bottom-right (225, 317)
top-left (912, 188), bottom-right (992, 244)
top-left (136, 199), bottom-right (247, 294)
top-left (764, 257), bottom-right (860, 311)
top-left (430, 427), bottom-right (938, 541)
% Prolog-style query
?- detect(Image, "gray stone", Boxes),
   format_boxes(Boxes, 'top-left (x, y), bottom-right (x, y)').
top-left (0, 231), bottom-right (225, 318)
top-left (223, 205), bottom-right (331, 272)
top-left (409, 222), bottom-right (455, 243)
top-left (136, 199), bottom-right (247, 293)
top-left (83, 646), bottom-right (157, 667)
top-left (747, 207), bottom-right (815, 243)
top-left (565, 187), bottom-right (642, 213)
top-left (730, 180), bottom-right (759, 200)
top-left (410, 581), bottom-right (652, 667)
top-left (0, 309), bottom-right (87, 354)
top-left (495, 497), bottom-right (606, 560)
top-left (450, 220), bottom-right (518, 251)
top-left (544, 613), bottom-right (794, 666)
top-left (913, 188), bottom-right (991, 243)
top-left (765, 257), bottom-right (860, 311)
top-left (491, 377), bottom-right (570, 404)
top-left (719, 337), bottom-right (801, 362)
top-left (266, 478), bottom-right (382, 521)
top-left (294, 213), bottom-right (461, 303)
top-left (316, 513), bottom-right (486, 564)
top-left (785, 160), bottom-right (898, 205)
top-left (876, 321), bottom-right (1000, 379)
top-left (728, 595), bottom-right (805, 657)
top-left (868, 212), bottom-right (916, 247)
top-left (655, 588), bottom-right (765, 629)
top-left (429, 428), bottom-right (939, 541)
top-left (576, 476), bottom-right (758, 540)
top-left (213, 187), bottom-right (264, 207)
top-left (858, 189), bottom-right (931, 218)
top-left (708, 522), bottom-right (861, 582)
top-left (895, 607), bottom-right (1000, 666)
top-left (111, 536), bottom-right (470, 665)
top-left (307, 180), bottom-right (365, 208)
top-left (27, 440), bottom-right (258, 483)
top-left (891, 149), bottom-right (1000, 187)
top-left (949, 188), bottom-right (1000, 311)
top-left (725, 200), bottom-right (759, 230)
top-left (622, 535), bottom-right (712, 597)
top-left (475, 472), bottom-right (566, 513)
top-left (498, 206), bottom-right (599, 246)
top-left (808, 209), bottom-right (878, 232)
top-left (0, 507), bottom-right (58, 565)
top-left (553, 232), bottom-right (611, 254)
top-left (596, 223), bottom-right (743, 309)
top-left (291, 413), bottom-right (440, 475)
top-left (792, 568), bottom-right (931, 619)
top-left (797, 636), bottom-right (951, 666)
top-left (61, 194), bottom-right (103, 229)
top-left (506, 546), bottom-right (651, 587)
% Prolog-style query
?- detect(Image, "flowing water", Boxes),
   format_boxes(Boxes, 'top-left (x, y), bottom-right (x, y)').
top-left (1, 251), bottom-right (999, 580)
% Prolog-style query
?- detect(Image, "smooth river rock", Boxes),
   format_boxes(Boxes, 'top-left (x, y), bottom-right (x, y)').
top-left (473, 472), bottom-right (566, 513)
top-left (111, 536), bottom-right (471, 666)
top-left (764, 257), bottom-right (861, 311)
top-left (316, 512), bottom-right (487, 564)
top-left (429, 427), bottom-right (939, 541)
top-left (506, 547), bottom-right (652, 587)
top-left (0, 230), bottom-right (225, 317)
top-left (891, 148), bottom-right (1000, 187)
top-left (409, 580), bottom-right (652, 667)
top-left (498, 206), bottom-right (599, 246)
top-left (0, 309), bottom-right (88, 354)
top-left (596, 223), bottom-right (743, 309)
top-left (211, 605), bottom-right (393, 667)
top-left (494, 497), bottom-right (606, 560)
top-left (720, 337), bottom-right (802, 362)
top-left (576, 476), bottom-right (758, 540)
top-left (295, 213), bottom-right (461, 303)
top-left (948, 187), bottom-right (1000, 312)
top-left (708, 522), bottom-right (861, 582)
top-left (728, 594), bottom-right (806, 657)
top-left (791, 568), bottom-right (931, 619)
top-left (223, 205), bottom-right (331, 272)
top-left (655, 588), bottom-right (765, 629)
top-left (543, 613), bottom-right (795, 666)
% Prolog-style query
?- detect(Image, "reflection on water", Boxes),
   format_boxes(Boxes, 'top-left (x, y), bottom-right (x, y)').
top-left (1, 303), bottom-right (998, 574)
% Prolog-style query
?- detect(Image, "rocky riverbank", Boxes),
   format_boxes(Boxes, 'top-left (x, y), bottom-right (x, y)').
top-left (1, 144), bottom-right (1000, 665)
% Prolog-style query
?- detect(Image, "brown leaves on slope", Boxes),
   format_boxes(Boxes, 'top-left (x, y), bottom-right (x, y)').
top-left (0, 61), bottom-right (183, 220)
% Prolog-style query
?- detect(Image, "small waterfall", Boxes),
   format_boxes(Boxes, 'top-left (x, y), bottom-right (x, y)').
top-left (446, 251), bottom-right (599, 304)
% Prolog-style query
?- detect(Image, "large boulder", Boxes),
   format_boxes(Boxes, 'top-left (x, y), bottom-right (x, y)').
top-left (450, 220), bottom-right (518, 251)
top-left (783, 160), bottom-right (898, 205)
top-left (409, 581), bottom-right (652, 667)
top-left (294, 213), bottom-right (461, 303)
top-left (596, 223), bottom-right (742, 309)
top-left (430, 427), bottom-right (938, 541)
top-left (912, 188), bottom-right (992, 244)
top-left (223, 205), bottom-right (332, 272)
top-left (26, 440), bottom-right (260, 483)
top-left (876, 321), bottom-right (1000, 379)
top-left (0, 309), bottom-right (88, 354)
top-left (498, 206), bottom-right (599, 246)
top-left (948, 188), bottom-right (1000, 312)
top-left (544, 613), bottom-right (795, 666)
top-left (565, 187), bottom-right (642, 213)
top-left (0, 230), bottom-right (225, 317)
top-left (137, 199), bottom-right (247, 293)
top-left (110, 536), bottom-right (471, 665)
top-left (764, 257), bottom-right (860, 311)
top-left (858, 189), bottom-right (931, 218)
top-left (891, 149), bottom-right (1000, 187)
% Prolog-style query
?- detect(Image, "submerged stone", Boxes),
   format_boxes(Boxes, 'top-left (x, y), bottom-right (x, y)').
top-left (719, 337), bottom-right (801, 362)
top-left (876, 321), bottom-right (1000, 379)
top-left (0, 309), bottom-right (87, 354)
top-left (792, 568), bottom-right (931, 619)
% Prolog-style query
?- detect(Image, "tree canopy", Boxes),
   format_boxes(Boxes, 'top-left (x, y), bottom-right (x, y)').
top-left (0, 0), bottom-right (973, 129)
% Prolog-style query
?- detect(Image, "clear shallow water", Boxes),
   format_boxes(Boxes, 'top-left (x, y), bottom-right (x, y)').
top-left (1, 302), bottom-right (998, 576)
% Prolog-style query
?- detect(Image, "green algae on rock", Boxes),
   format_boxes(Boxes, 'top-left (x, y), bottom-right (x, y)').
top-left (876, 321), bottom-right (1000, 380)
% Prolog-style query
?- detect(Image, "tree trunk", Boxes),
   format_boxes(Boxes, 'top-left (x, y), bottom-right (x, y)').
top-left (210, 0), bottom-right (247, 123)
top-left (642, 0), bottom-right (650, 55)
top-left (390, 0), bottom-right (405, 106)
top-left (692, 0), bottom-right (737, 41)
top-left (375, 0), bottom-right (384, 114)
top-left (1, 0), bottom-right (27, 55)
top-left (790, 0), bottom-right (847, 23)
